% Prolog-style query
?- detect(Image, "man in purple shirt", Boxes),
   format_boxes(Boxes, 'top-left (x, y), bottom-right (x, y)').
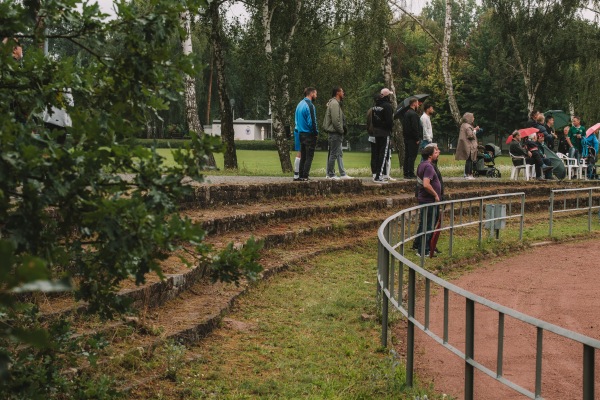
top-left (413, 144), bottom-right (442, 256)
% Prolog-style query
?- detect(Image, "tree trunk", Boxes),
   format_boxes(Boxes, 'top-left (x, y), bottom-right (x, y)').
top-left (263, 0), bottom-right (299, 173)
top-left (510, 35), bottom-right (540, 115)
top-left (442, 0), bottom-right (461, 126)
top-left (180, 11), bottom-right (216, 167)
top-left (210, 2), bottom-right (237, 169)
top-left (381, 38), bottom-right (404, 168)
top-left (206, 50), bottom-right (214, 128)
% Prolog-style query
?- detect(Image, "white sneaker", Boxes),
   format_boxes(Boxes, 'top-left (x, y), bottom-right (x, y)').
top-left (326, 175), bottom-right (340, 180)
top-left (383, 175), bottom-right (397, 181)
top-left (465, 176), bottom-right (475, 180)
top-left (339, 175), bottom-right (353, 179)
top-left (373, 178), bottom-right (388, 184)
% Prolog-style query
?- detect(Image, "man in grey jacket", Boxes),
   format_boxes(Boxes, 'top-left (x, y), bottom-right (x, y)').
top-left (323, 86), bottom-right (352, 179)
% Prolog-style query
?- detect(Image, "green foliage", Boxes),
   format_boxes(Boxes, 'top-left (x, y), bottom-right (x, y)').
top-left (0, 0), bottom-right (261, 397)
top-left (206, 237), bottom-right (264, 285)
top-left (164, 340), bottom-right (187, 381)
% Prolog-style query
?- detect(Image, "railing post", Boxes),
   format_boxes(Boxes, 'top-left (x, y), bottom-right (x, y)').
top-left (380, 224), bottom-right (390, 347)
top-left (398, 215), bottom-right (405, 304)
top-left (449, 206), bottom-right (455, 257)
top-left (583, 344), bottom-right (595, 400)
top-left (520, 194), bottom-right (525, 241)
top-left (549, 191), bottom-right (554, 237)
top-left (465, 298), bottom-right (475, 400)
top-left (478, 199), bottom-right (484, 247)
top-left (589, 189), bottom-right (593, 232)
top-left (406, 267), bottom-right (416, 388)
top-left (535, 327), bottom-right (543, 398)
top-left (497, 312), bottom-right (504, 378)
top-left (420, 206), bottom-right (427, 267)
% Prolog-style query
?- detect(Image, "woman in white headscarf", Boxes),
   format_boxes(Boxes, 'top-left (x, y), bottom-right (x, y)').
top-left (455, 112), bottom-right (479, 179)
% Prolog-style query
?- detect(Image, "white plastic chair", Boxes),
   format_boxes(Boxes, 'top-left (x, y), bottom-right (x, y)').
top-left (556, 152), bottom-right (579, 180)
top-left (509, 152), bottom-right (535, 181)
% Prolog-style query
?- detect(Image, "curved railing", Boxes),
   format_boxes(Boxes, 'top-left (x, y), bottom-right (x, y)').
top-left (377, 192), bottom-right (600, 400)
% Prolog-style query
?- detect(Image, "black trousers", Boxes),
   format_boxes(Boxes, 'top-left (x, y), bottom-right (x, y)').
top-left (404, 139), bottom-right (419, 177)
top-left (299, 133), bottom-right (317, 179)
top-left (373, 136), bottom-right (389, 179)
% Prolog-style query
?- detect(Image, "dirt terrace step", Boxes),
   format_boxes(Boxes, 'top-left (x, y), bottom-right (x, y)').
top-left (189, 182), bottom-right (587, 236)
top-left (183, 178), bottom-right (595, 208)
top-left (37, 183), bottom-right (594, 320)
top-left (68, 230), bottom-right (377, 382)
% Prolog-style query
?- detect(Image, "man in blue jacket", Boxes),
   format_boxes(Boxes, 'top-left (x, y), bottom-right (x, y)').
top-left (294, 87), bottom-right (319, 181)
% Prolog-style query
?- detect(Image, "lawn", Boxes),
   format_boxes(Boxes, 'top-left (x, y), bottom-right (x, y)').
top-left (156, 149), bottom-right (514, 177)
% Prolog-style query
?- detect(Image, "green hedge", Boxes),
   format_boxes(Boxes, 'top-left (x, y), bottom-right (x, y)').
top-left (137, 139), bottom-right (285, 150)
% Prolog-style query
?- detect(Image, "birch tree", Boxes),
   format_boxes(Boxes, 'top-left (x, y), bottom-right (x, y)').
top-left (261, 0), bottom-right (302, 173)
top-left (381, 37), bottom-right (405, 166)
top-left (181, 10), bottom-right (216, 167)
top-left (441, 0), bottom-right (461, 125)
top-left (389, 0), bottom-right (461, 126)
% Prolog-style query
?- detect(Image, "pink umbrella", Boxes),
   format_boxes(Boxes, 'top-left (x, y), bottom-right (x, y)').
top-left (518, 127), bottom-right (539, 136)
top-left (586, 123), bottom-right (600, 137)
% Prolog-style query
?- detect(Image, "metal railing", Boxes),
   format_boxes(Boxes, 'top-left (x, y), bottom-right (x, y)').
top-left (549, 187), bottom-right (600, 236)
top-left (377, 192), bottom-right (600, 400)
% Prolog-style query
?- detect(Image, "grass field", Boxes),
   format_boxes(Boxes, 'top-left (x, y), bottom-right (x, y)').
top-left (156, 149), bottom-right (514, 178)
top-left (139, 240), bottom-right (441, 399)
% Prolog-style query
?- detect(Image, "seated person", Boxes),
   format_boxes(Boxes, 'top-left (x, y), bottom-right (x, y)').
top-left (509, 131), bottom-right (551, 180)
top-left (535, 132), bottom-right (555, 180)
top-left (524, 133), bottom-right (553, 180)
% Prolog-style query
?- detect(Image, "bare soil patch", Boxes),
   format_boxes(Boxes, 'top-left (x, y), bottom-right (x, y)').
top-left (406, 239), bottom-right (600, 399)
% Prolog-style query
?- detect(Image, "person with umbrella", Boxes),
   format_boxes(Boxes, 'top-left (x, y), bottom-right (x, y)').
top-left (455, 112), bottom-right (479, 180)
top-left (401, 97), bottom-right (422, 179)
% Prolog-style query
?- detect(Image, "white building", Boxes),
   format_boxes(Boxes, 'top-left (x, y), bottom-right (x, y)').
top-left (211, 119), bottom-right (273, 140)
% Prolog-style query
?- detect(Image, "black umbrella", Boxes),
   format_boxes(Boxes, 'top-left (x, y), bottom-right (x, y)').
top-left (394, 93), bottom-right (429, 119)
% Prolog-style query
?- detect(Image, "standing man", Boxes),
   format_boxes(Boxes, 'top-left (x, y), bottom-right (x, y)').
top-left (568, 116), bottom-right (586, 161)
top-left (371, 88), bottom-right (394, 183)
top-left (420, 103), bottom-right (434, 158)
top-left (402, 97), bottom-right (422, 178)
top-left (323, 86), bottom-right (352, 179)
top-left (526, 110), bottom-right (540, 128)
top-left (413, 144), bottom-right (442, 257)
top-left (544, 115), bottom-right (557, 150)
top-left (294, 87), bottom-right (318, 181)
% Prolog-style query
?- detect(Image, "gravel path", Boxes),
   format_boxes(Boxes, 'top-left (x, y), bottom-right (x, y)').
top-left (410, 239), bottom-right (600, 399)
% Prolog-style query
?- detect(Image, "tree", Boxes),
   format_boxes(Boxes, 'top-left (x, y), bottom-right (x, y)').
top-left (181, 10), bottom-right (217, 167)
top-left (209, 0), bottom-right (238, 169)
top-left (260, 0), bottom-right (302, 173)
top-left (441, 0), bottom-right (462, 126)
top-left (486, 0), bottom-right (584, 113)
top-left (0, 0), bottom-right (260, 393)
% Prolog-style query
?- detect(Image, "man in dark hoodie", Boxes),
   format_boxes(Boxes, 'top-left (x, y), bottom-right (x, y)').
top-left (371, 88), bottom-right (394, 183)
top-left (402, 97), bottom-right (422, 179)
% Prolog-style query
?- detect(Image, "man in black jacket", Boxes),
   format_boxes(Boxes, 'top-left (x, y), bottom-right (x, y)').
top-left (402, 97), bottom-right (422, 179)
top-left (371, 88), bottom-right (394, 183)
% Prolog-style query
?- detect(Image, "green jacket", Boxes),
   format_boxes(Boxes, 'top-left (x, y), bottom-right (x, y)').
top-left (322, 98), bottom-right (346, 135)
